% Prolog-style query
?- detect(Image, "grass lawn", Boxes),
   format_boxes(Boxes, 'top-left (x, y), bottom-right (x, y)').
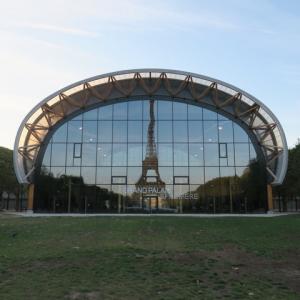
top-left (0, 215), bottom-right (299, 300)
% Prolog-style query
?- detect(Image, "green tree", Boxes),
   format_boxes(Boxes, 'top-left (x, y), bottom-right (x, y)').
top-left (0, 147), bottom-right (19, 196)
top-left (274, 141), bottom-right (300, 208)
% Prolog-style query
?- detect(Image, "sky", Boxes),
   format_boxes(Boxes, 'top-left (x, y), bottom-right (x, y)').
top-left (0, 0), bottom-right (300, 149)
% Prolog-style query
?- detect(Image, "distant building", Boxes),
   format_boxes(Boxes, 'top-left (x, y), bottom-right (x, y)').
top-left (14, 69), bottom-right (288, 213)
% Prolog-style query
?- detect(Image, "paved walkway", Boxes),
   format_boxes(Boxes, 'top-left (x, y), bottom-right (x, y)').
top-left (2, 211), bottom-right (298, 218)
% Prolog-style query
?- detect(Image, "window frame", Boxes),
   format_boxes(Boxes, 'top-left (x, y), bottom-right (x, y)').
top-left (73, 143), bottom-right (82, 158)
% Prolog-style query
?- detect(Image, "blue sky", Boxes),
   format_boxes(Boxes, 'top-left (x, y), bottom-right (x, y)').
top-left (0, 0), bottom-right (300, 148)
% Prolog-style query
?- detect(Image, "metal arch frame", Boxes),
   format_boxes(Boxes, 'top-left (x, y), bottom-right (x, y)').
top-left (14, 68), bottom-right (288, 186)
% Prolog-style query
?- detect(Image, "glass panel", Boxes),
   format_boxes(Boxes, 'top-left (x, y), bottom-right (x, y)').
top-left (112, 144), bottom-right (127, 166)
top-left (128, 144), bottom-right (142, 166)
top-left (220, 157), bottom-right (228, 167)
top-left (126, 185), bottom-right (141, 208)
top-left (98, 121), bottom-right (112, 142)
top-left (96, 167), bottom-right (111, 184)
top-left (113, 121), bottom-right (127, 143)
top-left (173, 121), bottom-right (187, 142)
top-left (204, 121), bottom-right (218, 143)
top-left (227, 143), bottom-right (235, 165)
top-left (96, 185), bottom-right (116, 212)
top-left (66, 167), bottom-right (81, 178)
top-left (189, 184), bottom-right (203, 207)
top-left (113, 102), bottom-right (127, 120)
top-left (158, 101), bottom-right (172, 120)
top-left (111, 185), bottom-right (126, 209)
top-left (128, 101), bottom-right (143, 120)
top-left (189, 143), bottom-right (204, 166)
top-left (52, 123), bottom-right (67, 142)
top-left (82, 143), bottom-right (96, 166)
top-left (158, 121), bottom-right (172, 142)
top-left (159, 167), bottom-right (173, 184)
top-left (67, 121), bottom-right (82, 143)
top-left (218, 121), bottom-right (233, 142)
top-left (42, 144), bottom-right (51, 166)
top-left (205, 167), bottom-right (220, 182)
top-left (174, 166), bottom-right (189, 176)
top-left (127, 167), bottom-right (142, 184)
top-left (234, 123), bottom-right (248, 142)
top-left (143, 100), bottom-right (157, 120)
top-left (98, 105), bottom-right (112, 120)
top-left (188, 105), bottom-right (202, 120)
top-left (81, 167), bottom-right (96, 184)
top-left (203, 109), bottom-right (218, 120)
top-left (165, 185), bottom-right (174, 201)
top-left (188, 121), bottom-right (203, 142)
top-left (174, 144), bottom-right (188, 166)
top-left (174, 185), bottom-right (190, 212)
top-left (158, 144), bottom-right (173, 166)
top-left (50, 166), bottom-right (65, 178)
top-left (189, 167), bottom-right (204, 184)
top-left (83, 121), bottom-right (97, 143)
top-left (220, 166), bottom-right (235, 177)
top-left (128, 121), bottom-right (142, 142)
top-left (236, 166), bottom-right (248, 177)
top-left (204, 144), bottom-right (219, 166)
top-left (112, 167), bottom-right (127, 176)
top-left (173, 102), bottom-right (187, 120)
top-left (143, 120), bottom-right (157, 144)
top-left (235, 144), bottom-right (250, 166)
top-left (51, 144), bottom-right (66, 166)
top-left (83, 109), bottom-right (98, 120)
top-left (97, 144), bottom-right (112, 166)
top-left (66, 144), bottom-right (80, 166)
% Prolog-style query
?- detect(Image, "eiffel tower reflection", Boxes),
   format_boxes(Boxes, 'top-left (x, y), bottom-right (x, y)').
top-left (135, 100), bottom-right (166, 209)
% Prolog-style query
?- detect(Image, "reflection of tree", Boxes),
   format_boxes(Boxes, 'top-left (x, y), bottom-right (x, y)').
top-left (0, 147), bottom-right (20, 210)
top-left (274, 141), bottom-right (300, 211)
top-left (187, 160), bottom-right (267, 213)
top-left (239, 160), bottom-right (267, 211)
top-left (35, 168), bottom-right (123, 212)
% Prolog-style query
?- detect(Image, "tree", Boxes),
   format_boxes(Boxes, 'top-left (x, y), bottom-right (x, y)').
top-left (0, 147), bottom-right (20, 209)
top-left (274, 141), bottom-right (300, 208)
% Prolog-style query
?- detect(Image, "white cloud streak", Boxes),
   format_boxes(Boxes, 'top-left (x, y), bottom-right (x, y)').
top-left (19, 22), bottom-right (99, 37)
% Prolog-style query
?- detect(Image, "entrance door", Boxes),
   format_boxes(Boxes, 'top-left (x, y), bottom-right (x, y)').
top-left (143, 195), bottom-right (159, 213)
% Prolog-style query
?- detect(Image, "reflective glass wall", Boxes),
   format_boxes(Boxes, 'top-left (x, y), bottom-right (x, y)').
top-left (35, 100), bottom-right (267, 213)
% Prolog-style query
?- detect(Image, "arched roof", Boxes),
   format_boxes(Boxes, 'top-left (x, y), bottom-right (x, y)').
top-left (14, 69), bottom-right (288, 185)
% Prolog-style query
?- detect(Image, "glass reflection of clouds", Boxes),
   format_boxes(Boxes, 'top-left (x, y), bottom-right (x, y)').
top-left (38, 99), bottom-right (266, 213)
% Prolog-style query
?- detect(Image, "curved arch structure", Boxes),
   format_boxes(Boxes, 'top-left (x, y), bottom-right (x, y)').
top-left (14, 69), bottom-right (288, 186)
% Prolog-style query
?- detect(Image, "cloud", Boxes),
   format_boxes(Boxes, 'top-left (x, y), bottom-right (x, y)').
top-left (17, 22), bottom-right (99, 37)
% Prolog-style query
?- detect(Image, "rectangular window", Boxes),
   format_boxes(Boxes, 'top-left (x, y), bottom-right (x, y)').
top-left (219, 143), bottom-right (228, 158)
top-left (174, 176), bottom-right (189, 185)
top-left (112, 176), bottom-right (127, 185)
top-left (73, 143), bottom-right (82, 158)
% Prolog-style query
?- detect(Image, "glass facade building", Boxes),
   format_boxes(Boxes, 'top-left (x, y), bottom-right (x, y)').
top-left (35, 100), bottom-right (267, 213)
top-left (14, 69), bottom-right (288, 213)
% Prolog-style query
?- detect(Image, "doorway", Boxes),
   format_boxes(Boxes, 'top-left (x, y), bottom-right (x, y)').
top-left (143, 195), bottom-right (159, 213)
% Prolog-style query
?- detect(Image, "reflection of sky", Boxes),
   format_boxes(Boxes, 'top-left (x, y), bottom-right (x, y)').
top-left (44, 100), bottom-right (255, 188)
